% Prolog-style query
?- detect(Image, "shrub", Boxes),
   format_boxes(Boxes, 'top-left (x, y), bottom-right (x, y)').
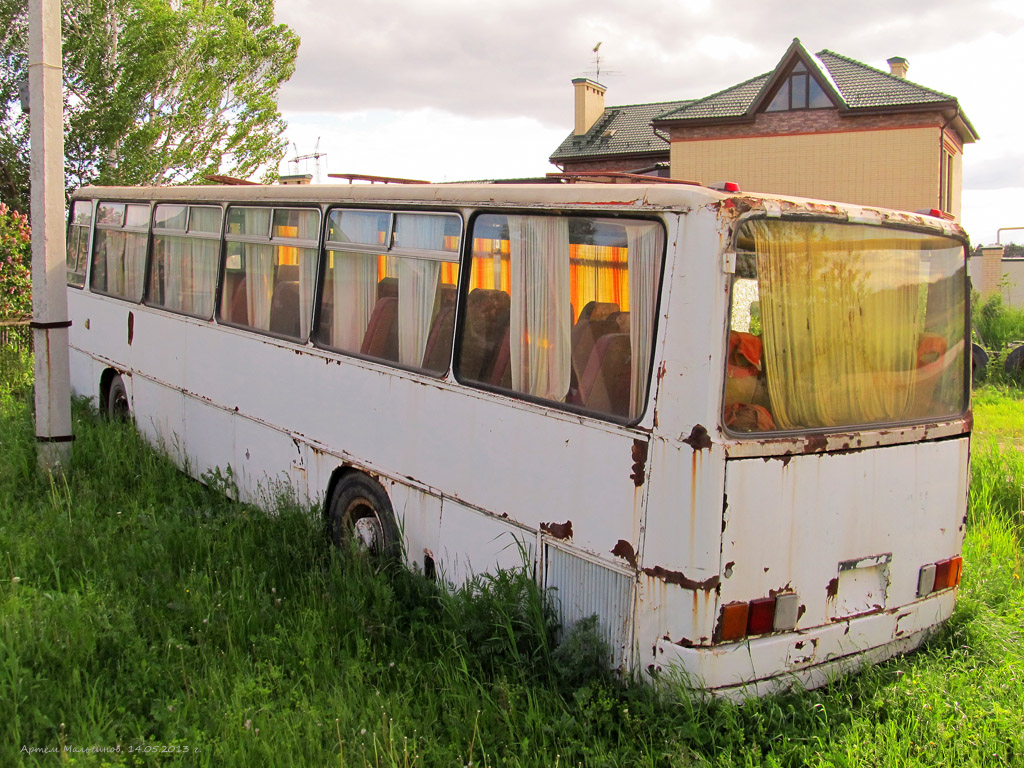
top-left (0, 202), bottom-right (31, 318)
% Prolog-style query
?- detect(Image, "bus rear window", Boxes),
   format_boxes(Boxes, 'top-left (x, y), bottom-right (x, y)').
top-left (725, 220), bottom-right (967, 433)
top-left (456, 214), bottom-right (664, 421)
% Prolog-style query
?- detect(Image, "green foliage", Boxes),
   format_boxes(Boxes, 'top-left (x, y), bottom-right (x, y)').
top-left (0, 0), bottom-right (299, 203)
top-left (0, 201), bottom-right (31, 317)
top-left (973, 290), bottom-right (1024, 354)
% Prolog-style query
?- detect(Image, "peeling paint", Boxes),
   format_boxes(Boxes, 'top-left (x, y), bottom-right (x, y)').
top-left (803, 434), bottom-right (828, 453)
top-left (682, 424), bottom-right (712, 451)
top-left (611, 539), bottom-right (638, 569)
top-left (826, 577), bottom-right (839, 600)
top-left (643, 565), bottom-right (719, 591)
top-left (630, 439), bottom-right (648, 487)
top-left (540, 520), bottom-right (573, 540)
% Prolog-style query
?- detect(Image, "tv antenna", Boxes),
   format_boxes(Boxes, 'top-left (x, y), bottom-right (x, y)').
top-left (593, 41), bottom-right (603, 82)
top-left (289, 138), bottom-right (327, 183)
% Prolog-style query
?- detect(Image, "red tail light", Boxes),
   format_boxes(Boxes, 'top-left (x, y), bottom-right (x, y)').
top-left (917, 555), bottom-right (963, 597)
top-left (717, 592), bottom-right (800, 642)
top-left (746, 598), bottom-right (776, 635)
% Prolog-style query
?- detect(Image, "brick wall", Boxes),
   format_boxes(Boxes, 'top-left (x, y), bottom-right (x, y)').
top-left (667, 109), bottom-right (946, 141)
top-left (560, 155), bottom-right (670, 174)
top-left (669, 124), bottom-right (945, 214)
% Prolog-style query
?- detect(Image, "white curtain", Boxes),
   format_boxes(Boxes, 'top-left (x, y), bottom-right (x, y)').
top-left (245, 243), bottom-right (275, 330)
top-left (330, 252), bottom-right (377, 350)
top-left (396, 215), bottom-right (446, 367)
top-left (124, 233), bottom-right (147, 302)
top-left (625, 223), bottom-right (662, 418)
top-left (103, 232), bottom-right (125, 296)
top-left (165, 236), bottom-right (186, 312)
top-left (397, 258), bottom-right (440, 367)
top-left (331, 212), bottom-right (382, 350)
top-left (508, 215), bottom-right (571, 400)
top-left (190, 238), bottom-right (219, 317)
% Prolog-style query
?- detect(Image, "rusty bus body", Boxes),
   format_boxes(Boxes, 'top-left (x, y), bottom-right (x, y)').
top-left (65, 183), bottom-right (970, 698)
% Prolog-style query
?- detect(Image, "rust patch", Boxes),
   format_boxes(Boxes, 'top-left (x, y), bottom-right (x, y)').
top-left (674, 637), bottom-right (695, 648)
top-left (630, 439), bottom-right (648, 487)
top-left (657, 362), bottom-right (667, 382)
top-left (127, 311), bottom-right (134, 346)
top-left (682, 424), bottom-right (712, 451)
top-left (769, 583), bottom-right (792, 598)
top-left (803, 434), bottom-right (828, 453)
top-left (643, 566), bottom-right (719, 592)
top-left (611, 540), bottom-right (638, 569)
top-left (797, 604), bottom-right (806, 621)
top-left (540, 520), bottom-right (573, 540)
top-left (826, 577), bottom-right (839, 600)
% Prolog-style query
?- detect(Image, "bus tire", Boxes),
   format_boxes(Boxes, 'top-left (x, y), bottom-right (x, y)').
top-left (107, 374), bottom-right (130, 420)
top-left (971, 343), bottom-right (988, 386)
top-left (326, 472), bottom-right (400, 560)
top-left (1004, 344), bottom-right (1024, 380)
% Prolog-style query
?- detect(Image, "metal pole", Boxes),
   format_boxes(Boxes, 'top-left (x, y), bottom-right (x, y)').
top-left (28, 0), bottom-right (73, 470)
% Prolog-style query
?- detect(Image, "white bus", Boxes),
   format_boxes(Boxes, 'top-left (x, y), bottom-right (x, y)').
top-left (65, 181), bottom-right (970, 697)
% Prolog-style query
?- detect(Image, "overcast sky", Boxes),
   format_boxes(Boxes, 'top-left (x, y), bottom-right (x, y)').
top-left (273, 0), bottom-right (1024, 245)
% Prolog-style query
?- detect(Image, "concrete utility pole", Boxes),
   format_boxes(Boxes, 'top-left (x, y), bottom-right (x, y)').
top-left (28, 0), bottom-right (73, 470)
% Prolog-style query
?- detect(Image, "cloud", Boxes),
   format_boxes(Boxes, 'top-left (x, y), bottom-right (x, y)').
top-left (276, 0), bottom-right (1023, 126)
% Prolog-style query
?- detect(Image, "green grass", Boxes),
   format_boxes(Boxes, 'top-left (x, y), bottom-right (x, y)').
top-left (1, 361), bottom-right (1023, 766)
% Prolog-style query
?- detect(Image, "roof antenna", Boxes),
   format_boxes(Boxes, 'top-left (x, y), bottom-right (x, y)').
top-left (592, 41), bottom-right (603, 82)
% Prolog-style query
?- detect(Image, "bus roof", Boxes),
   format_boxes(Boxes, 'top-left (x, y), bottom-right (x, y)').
top-left (72, 182), bottom-right (966, 238)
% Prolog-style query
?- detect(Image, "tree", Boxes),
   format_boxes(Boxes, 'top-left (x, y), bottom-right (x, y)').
top-left (0, 0), bottom-right (298, 206)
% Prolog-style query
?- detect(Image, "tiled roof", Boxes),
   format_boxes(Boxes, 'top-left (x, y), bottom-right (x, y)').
top-left (552, 41), bottom-right (975, 164)
top-left (549, 99), bottom-right (691, 161)
top-left (815, 50), bottom-right (954, 108)
top-left (656, 47), bottom-right (959, 124)
top-left (655, 73), bottom-right (771, 121)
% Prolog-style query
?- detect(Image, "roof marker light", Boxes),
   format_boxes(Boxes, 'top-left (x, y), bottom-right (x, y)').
top-left (709, 181), bottom-right (741, 193)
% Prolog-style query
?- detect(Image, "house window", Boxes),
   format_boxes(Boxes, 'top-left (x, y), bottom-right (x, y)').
top-left (765, 62), bottom-right (832, 112)
top-left (940, 147), bottom-right (955, 214)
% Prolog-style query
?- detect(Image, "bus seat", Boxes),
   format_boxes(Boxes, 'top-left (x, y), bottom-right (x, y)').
top-left (577, 300), bottom-right (619, 324)
top-left (608, 311), bottom-right (630, 334)
top-left (360, 296), bottom-right (399, 361)
top-left (421, 302), bottom-right (456, 372)
top-left (578, 333), bottom-right (632, 417)
top-left (276, 264), bottom-right (300, 283)
top-left (488, 327), bottom-right (512, 389)
top-left (229, 278), bottom-right (248, 324)
top-left (459, 288), bottom-right (510, 382)
top-left (571, 317), bottom-right (620, 384)
top-left (378, 276), bottom-right (398, 299)
top-left (269, 281), bottom-right (301, 337)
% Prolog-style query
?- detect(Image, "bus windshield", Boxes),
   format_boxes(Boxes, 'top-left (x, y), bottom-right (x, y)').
top-left (726, 219), bottom-right (967, 433)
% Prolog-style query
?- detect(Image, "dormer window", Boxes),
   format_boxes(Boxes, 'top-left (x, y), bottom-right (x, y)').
top-left (765, 62), bottom-right (833, 112)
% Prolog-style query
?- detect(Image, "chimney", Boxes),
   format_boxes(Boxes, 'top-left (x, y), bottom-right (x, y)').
top-left (887, 57), bottom-right (909, 78)
top-left (572, 78), bottom-right (606, 136)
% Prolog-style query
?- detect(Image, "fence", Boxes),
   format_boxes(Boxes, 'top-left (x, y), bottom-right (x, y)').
top-left (0, 318), bottom-right (32, 354)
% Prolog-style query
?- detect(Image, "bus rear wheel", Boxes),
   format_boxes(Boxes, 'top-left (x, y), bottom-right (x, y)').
top-left (107, 374), bottom-right (130, 420)
top-left (327, 472), bottom-right (400, 561)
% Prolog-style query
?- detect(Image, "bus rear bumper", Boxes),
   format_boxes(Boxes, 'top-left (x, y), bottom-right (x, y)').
top-left (652, 589), bottom-right (956, 700)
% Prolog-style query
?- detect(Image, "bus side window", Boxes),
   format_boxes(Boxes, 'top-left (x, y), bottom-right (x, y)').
top-left (316, 209), bottom-right (460, 374)
top-left (148, 204), bottom-right (222, 319)
top-left (457, 213), bottom-right (663, 421)
top-left (218, 207), bottom-right (318, 339)
top-left (90, 202), bottom-right (148, 302)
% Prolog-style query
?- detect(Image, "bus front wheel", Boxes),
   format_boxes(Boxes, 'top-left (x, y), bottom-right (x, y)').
top-left (107, 374), bottom-right (130, 420)
top-left (327, 472), bottom-right (400, 560)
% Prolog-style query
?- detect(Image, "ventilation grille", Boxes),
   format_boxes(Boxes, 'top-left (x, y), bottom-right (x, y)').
top-left (542, 541), bottom-right (635, 670)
